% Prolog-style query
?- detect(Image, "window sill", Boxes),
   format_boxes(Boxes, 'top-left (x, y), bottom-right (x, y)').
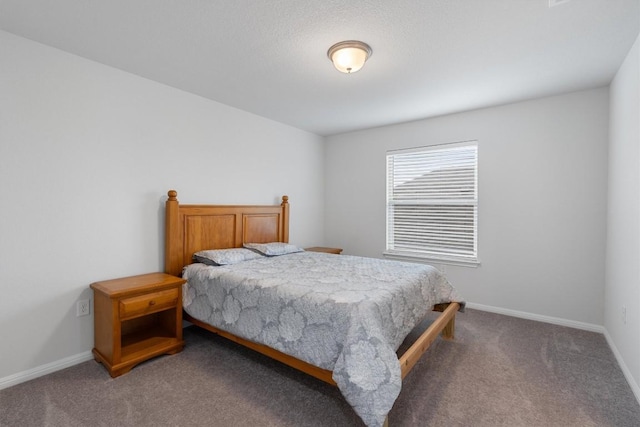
top-left (383, 251), bottom-right (480, 268)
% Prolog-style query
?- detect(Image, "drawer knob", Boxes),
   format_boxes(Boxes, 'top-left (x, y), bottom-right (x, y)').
top-left (149, 300), bottom-right (156, 306)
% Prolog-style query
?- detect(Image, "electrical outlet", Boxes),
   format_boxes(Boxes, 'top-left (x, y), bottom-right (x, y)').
top-left (77, 299), bottom-right (90, 317)
top-left (622, 306), bottom-right (627, 325)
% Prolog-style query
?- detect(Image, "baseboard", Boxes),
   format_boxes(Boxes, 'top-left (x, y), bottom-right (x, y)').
top-left (0, 350), bottom-right (94, 391)
top-left (603, 329), bottom-right (640, 406)
top-left (466, 302), bottom-right (605, 333)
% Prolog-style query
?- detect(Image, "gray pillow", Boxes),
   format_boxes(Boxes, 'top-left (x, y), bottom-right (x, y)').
top-left (193, 248), bottom-right (263, 266)
top-left (243, 242), bottom-right (304, 256)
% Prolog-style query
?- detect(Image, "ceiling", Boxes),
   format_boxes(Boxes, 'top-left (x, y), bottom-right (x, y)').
top-left (1, 0), bottom-right (639, 136)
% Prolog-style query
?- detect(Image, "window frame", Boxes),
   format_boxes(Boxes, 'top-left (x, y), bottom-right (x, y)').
top-left (384, 140), bottom-right (479, 267)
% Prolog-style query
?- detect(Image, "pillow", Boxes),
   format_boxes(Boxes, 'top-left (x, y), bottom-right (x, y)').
top-left (193, 248), bottom-right (263, 266)
top-left (243, 242), bottom-right (304, 257)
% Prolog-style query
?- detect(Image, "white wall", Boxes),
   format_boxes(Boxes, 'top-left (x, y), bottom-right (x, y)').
top-left (0, 31), bottom-right (324, 381)
top-left (325, 88), bottom-right (609, 326)
top-left (606, 33), bottom-right (640, 398)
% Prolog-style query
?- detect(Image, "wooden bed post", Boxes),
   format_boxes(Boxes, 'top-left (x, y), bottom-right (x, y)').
top-left (165, 190), bottom-right (182, 277)
top-left (281, 195), bottom-right (289, 243)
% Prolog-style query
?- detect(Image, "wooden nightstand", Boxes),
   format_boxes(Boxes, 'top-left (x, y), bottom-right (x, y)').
top-left (90, 273), bottom-right (185, 377)
top-left (305, 246), bottom-right (343, 254)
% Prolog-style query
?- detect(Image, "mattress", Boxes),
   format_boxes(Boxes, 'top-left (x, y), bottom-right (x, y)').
top-left (182, 251), bottom-right (463, 427)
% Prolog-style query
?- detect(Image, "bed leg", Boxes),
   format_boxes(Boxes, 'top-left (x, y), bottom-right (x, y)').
top-left (433, 303), bottom-right (456, 340)
top-left (442, 314), bottom-right (455, 340)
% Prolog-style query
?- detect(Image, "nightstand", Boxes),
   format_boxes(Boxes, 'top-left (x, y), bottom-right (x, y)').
top-left (305, 246), bottom-right (343, 254)
top-left (90, 273), bottom-right (185, 377)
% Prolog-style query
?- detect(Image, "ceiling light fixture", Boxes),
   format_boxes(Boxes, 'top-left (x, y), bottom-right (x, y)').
top-left (327, 40), bottom-right (372, 74)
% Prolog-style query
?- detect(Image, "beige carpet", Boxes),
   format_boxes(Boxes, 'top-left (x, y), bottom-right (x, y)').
top-left (1, 309), bottom-right (639, 426)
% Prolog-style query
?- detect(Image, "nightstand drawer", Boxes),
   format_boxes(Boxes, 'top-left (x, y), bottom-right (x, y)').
top-left (119, 288), bottom-right (179, 319)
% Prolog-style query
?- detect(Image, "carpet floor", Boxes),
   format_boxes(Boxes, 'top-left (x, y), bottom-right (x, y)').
top-left (1, 308), bottom-right (639, 426)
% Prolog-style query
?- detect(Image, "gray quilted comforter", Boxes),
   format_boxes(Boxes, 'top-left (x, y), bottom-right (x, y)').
top-left (182, 251), bottom-right (463, 426)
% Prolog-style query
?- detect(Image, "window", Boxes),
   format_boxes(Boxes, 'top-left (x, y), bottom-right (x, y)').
top-left (385, 141), bottom-right (478, 266)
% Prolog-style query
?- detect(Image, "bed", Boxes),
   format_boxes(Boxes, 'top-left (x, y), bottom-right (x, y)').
top-left (164, 190), bottom-right (463, 427)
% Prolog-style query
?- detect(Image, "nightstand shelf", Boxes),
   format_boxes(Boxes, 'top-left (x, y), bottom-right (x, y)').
top-left (91, 273), bottom-right (185, 377)
top-left (120, 325), bottom-right (180, 360)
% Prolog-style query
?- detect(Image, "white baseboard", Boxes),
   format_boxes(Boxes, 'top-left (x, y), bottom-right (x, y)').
top-left (466, 302), bottom-right (605, 333)
top-left (0, 350), bottom-right (94, 391)
top-left (603, 329), bottom-right (640, 406)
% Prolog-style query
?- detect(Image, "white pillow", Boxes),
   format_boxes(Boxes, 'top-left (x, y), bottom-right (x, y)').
top-left (243, 242), bottom-right (304, 256)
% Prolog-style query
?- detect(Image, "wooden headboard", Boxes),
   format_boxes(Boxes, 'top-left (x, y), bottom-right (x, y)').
top-left (164, 190), bottom-right (289, 276)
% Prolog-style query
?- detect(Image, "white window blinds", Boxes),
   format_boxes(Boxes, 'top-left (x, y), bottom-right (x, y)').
top-left (386, 141), bottom-right (478, 264)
